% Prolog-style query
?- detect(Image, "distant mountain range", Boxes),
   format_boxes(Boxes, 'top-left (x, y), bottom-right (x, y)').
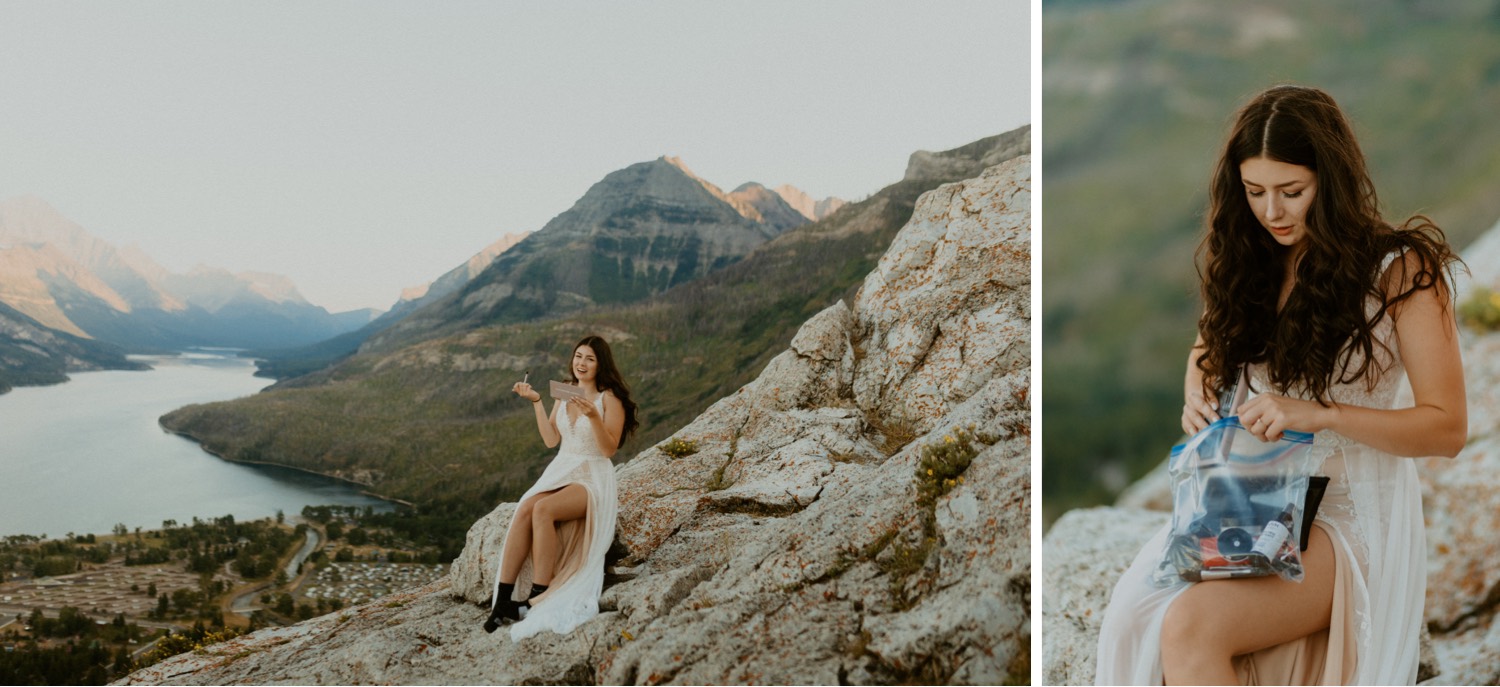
top-left (250, 160), bottom-right (844, 378)
top-left (160, 127), bottom-right (1027, 518)
top-left (0, 195), bottom-right (377, 389)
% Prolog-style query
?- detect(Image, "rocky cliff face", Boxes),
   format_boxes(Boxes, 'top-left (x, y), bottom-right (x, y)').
top-left (120, 154), bottom-right (1031, 686)
top-left (903, 128), bottom-right (1030, 185)
top-left (1041, 224), bottom-right (1500, 685)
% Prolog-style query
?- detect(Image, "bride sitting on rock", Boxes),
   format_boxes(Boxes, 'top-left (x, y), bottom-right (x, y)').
top-left (1094, 85), bottom-right (1466, 685)
top-left (481, 334), bottom-right (638, 640)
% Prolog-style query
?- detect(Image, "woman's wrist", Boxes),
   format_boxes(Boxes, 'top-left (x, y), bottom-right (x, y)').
top-left (1315, 402), bottom-right (1339, 434)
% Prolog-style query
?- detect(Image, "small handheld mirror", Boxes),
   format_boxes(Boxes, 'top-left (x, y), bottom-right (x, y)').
top-left (550, 380), bottom-right (587, 403)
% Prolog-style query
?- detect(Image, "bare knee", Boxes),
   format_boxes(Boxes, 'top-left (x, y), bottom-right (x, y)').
top-left (532, 496), bottom-right (558, 524)
top-left (514, 499), bottom-right (535, 522)
top-left (1161, 592), bottom-right (1234, 662)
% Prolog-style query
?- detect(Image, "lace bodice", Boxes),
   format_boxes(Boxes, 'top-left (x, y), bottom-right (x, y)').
top-left (557, 393), bottom-right (609, 458)
top-left (1248, 251), bottom-right (1406, 449)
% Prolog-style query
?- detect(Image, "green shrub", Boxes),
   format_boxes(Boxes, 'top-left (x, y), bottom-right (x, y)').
top-left (659, 437), bottom-right (699, 459)
top-left (1459, 286), bottom-right (1500, 333)
top-left (135, 627), bottom-right (242, 670)
top-left (915, 426), bottom-right (984, 509)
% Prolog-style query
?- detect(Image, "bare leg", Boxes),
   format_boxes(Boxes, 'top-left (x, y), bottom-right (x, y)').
top-left (530, 484), bottom-right (589, 586)
top-left (498, 498), bottom-right (538, 585)
top-left (1160, 525), bottom-right (1337, 685)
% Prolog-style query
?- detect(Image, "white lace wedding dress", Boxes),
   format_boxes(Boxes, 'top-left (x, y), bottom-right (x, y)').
top-left (489, 393), bottom-right (618, 641)
top-left (1095, 252), bottom-right (1426, 684)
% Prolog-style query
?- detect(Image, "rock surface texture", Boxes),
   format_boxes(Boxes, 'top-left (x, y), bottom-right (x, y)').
top-left (118, 155), bottom-right (1032, 686)
top-left (1042, 227), bottom-right (1500, 685)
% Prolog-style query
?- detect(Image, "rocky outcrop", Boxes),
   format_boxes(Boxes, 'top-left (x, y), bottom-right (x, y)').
top-left (1041, 507), bottom-right (1164, 685)
top-left (120, 155), bottom-right (1031, 686)
top-left (903, 128), bottom-right (1030, 184)
top-left (1042, 223), bottom-right (1500, 685)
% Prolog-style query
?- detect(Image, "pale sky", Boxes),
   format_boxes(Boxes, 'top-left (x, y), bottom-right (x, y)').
top-left (0, 1), bottom-right (1030, 312)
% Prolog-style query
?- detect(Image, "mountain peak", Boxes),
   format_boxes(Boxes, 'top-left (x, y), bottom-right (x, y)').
top-left (658, 155), bottom-right (698, 177)
top-left (0, 195), bottom-right (90, 247)
top-left (644, 156), bottom-right (764, 222)
top-left (772, 184), bottom-right (847, 222)
top-left (728, 182), bottom-right (808, 234)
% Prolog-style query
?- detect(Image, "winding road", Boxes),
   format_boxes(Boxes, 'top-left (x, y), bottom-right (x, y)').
top-left (227, 527), bottom-right (322, 617)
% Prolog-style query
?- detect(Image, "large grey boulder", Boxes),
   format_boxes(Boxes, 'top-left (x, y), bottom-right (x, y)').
top-left (1041, 507), bottom-right (1164, 685)
top-left (119, 155), bottom-right (1032, 686)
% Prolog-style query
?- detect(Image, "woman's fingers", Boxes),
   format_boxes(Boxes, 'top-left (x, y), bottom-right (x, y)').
top-left (572, 396), bottom-right (596, 416)
top-left (1182, 390), bottom-right (1218, 435)
top-left (512, 382), bottom-right (541, 402)
top-left (1238, 402), bottom-right (1285, 442)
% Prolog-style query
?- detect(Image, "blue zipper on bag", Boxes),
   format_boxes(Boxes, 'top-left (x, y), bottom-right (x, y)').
top-left (1168, 417), bottom-right (1315, 472)
top-left (1169, 416), bottom-right (1314, 455)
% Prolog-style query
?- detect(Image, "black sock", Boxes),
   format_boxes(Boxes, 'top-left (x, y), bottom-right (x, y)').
top-left (526, 583), bottom-right (549, 603)
top-left (492, 582), bottom-right (516, 613)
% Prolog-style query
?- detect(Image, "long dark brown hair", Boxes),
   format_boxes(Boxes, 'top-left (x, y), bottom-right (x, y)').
top-left (1197, 85), bottom-right (1461, 403)
top-left (567, 334), bottom-right (639, 440)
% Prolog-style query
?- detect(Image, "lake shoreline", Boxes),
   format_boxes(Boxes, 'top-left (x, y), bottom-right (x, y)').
top-left (159, 423), bottom-right (417, 509)
top-left (1, 350), bottom-right (405, 539)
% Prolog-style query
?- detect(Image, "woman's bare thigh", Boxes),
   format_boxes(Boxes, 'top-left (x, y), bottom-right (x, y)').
top-left (1165, 523), bottom-right (1338, 657)
top-left (533, 483), bottom-right (589, 523)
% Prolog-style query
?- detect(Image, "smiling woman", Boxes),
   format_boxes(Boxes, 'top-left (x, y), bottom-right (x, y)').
top-left (1094, 85), bottom-right (1466, 685)
top-left (479, 334), bottom-right (639, 640)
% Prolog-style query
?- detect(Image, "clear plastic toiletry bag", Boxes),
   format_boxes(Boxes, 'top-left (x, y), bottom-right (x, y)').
top-left (1153, 417), bottom-right (1323, 586)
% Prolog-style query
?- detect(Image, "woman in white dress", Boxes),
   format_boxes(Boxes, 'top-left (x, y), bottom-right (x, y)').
top-left (481, 334), bottom-right (638, 640)
top-left (1094, 85), bottom-right (1466, 685)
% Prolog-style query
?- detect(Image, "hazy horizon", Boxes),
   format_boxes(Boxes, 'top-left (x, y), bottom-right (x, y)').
top-left (0, 1), bottom-right (1029, 313)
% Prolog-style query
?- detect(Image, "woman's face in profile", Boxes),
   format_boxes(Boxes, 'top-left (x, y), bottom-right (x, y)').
top-left (1239, 156), bottom-right (1318, 251)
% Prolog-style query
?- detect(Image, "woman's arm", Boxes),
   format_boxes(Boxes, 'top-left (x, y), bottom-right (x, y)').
top-left (571, 392), bottom-right (626, 458)
top-left (1183, 331), bottom-right (1219, 434)
top-left (1237, 253), bottom-right (1467, 457)
top-left (513, 381), bottom-right (560, 448)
